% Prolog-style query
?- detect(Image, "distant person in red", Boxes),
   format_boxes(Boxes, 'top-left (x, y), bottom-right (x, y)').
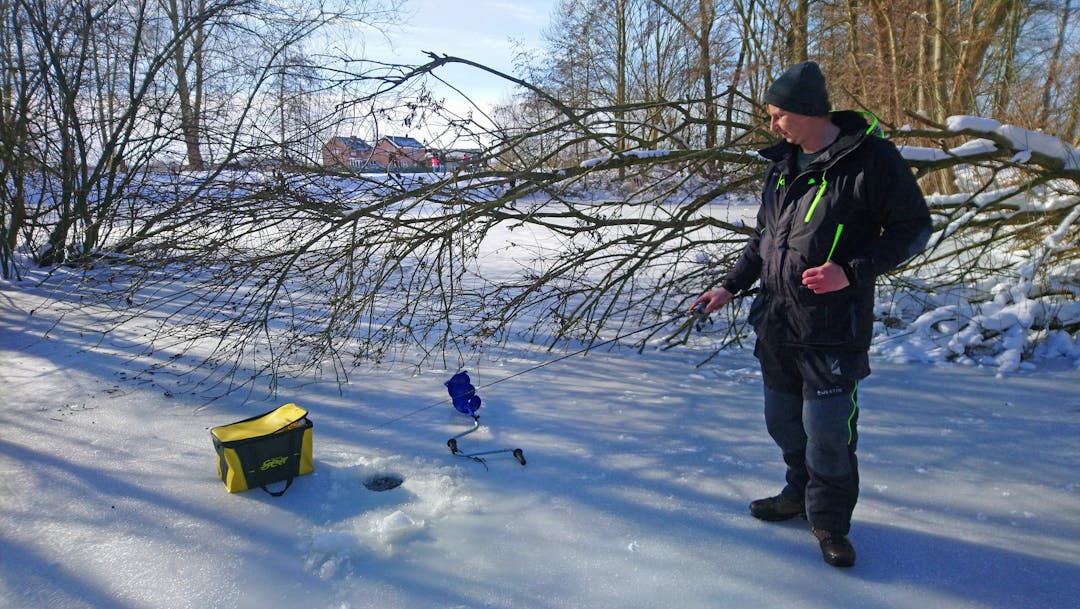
top-left (431, 157), bottom-right (441, 173)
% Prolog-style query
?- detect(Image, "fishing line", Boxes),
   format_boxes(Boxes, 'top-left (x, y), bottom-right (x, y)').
top-left (367, 289), bottom-right (757, 431)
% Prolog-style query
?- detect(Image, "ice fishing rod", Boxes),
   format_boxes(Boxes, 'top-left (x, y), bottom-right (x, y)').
top-left (369, 291), bottom-right (757, 468)
top-left (440, 296), bottom-right (755, 467)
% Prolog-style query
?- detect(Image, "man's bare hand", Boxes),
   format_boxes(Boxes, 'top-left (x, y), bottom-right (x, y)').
top-left (801, 261), bottom-right (850, 294)
top-left (689, 287), bottom-right (735, 315)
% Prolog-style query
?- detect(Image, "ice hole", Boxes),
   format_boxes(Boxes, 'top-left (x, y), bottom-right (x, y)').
top-left (362, 474), bottom-right (404, 492)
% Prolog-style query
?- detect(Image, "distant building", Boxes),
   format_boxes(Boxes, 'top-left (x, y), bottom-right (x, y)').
top-left (321, 136), bottom-right (374, 169)
top-left (371, 136), bottom-right (428, 170)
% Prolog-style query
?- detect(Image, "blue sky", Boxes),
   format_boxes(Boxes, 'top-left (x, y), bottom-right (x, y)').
top-left (367, 0), bottom-right (557, 107)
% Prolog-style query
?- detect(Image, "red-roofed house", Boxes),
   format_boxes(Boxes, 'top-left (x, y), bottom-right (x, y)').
top-left (321, 136), bottom-right (374, 169)
top-left (371, 136), bottom-right (428, 169)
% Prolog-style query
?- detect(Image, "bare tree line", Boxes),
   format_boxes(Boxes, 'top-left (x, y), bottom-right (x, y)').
top-left (0, 0), bottom-right (1077, 390)
top-left (0, 0), bottom-right (403, 275)
top-left (519, 0), bottom-right (1078, 163)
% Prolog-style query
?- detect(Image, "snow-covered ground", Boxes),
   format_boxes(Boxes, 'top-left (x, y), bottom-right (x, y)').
top-left (1, 264), bottom-right (1078, 609)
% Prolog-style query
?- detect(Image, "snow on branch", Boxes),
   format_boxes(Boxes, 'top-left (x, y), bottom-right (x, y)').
top-left (897, 115), bottom-right (1080, 179)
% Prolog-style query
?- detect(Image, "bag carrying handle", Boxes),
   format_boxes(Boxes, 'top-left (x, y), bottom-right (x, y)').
top-left (260, 477), bottom-right (294, 497)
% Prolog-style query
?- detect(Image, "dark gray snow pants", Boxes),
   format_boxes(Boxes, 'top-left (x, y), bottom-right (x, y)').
top-left (754, 341), bottom-right (870, 534)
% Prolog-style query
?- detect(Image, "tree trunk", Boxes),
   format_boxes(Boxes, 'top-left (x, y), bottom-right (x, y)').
top-left (789, 0), bottom-right (808, 64)
top-left (698, 0), bottom-right (717, 149)
top-left (930, 0), bottom-right (949, 122)
top-left (990, 1), bottom-right (1023, 117)
top-left (843, 0), bottom-right (869, 104)
top-left (865, 0), bottom-right (900, 121)
top-left (1038, 0), bottom-right (1070, 130)
top-left (948, 0), bottom-right (1016, 115)
top-left (725, 42), bottom-right (747, 144)
top-left (168, 0), bottom-right (204, 170)
top-left (615, 0), bottom-right (627, 178)
top-left (1065, 54), bottom-right (1080, 145)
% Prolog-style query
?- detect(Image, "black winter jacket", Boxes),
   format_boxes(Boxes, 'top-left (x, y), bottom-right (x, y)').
top-left (722, 111), bottom-right (932, 350)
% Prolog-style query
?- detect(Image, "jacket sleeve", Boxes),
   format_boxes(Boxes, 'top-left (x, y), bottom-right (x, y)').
top-left (845, 139), bottom-right (933, 285)
top-left (721, 180), bottom-right (768, 294)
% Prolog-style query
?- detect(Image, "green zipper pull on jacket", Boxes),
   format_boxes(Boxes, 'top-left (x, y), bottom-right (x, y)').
top-left (803, 170), bottom-right (828, 223)
top-left (826, 224), bottom-right (844, 262)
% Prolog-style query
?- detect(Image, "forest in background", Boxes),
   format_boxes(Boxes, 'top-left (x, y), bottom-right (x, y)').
top-left (502, 1), bottom-right (1077, 167)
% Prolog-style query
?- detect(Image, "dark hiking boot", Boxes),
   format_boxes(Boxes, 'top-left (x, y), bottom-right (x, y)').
top-left (813, 529), bottom-right (856, 567)
top-left (749, 495), bottom-right (805, 521)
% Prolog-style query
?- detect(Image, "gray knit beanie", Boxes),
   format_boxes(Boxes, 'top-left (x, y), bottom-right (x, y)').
top-left (764, 61), bottom-right (831, 116)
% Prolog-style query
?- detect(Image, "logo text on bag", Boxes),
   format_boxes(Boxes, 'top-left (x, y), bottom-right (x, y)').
top-left (261, 456), bottom-right (289, 470)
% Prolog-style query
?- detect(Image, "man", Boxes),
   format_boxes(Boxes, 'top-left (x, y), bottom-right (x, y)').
top-left (690, 61), bottom-right (932, 567)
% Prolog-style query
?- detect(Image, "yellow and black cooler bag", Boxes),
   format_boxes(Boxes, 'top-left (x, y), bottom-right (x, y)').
top-left (211, 403), bottom-right (314, 496)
